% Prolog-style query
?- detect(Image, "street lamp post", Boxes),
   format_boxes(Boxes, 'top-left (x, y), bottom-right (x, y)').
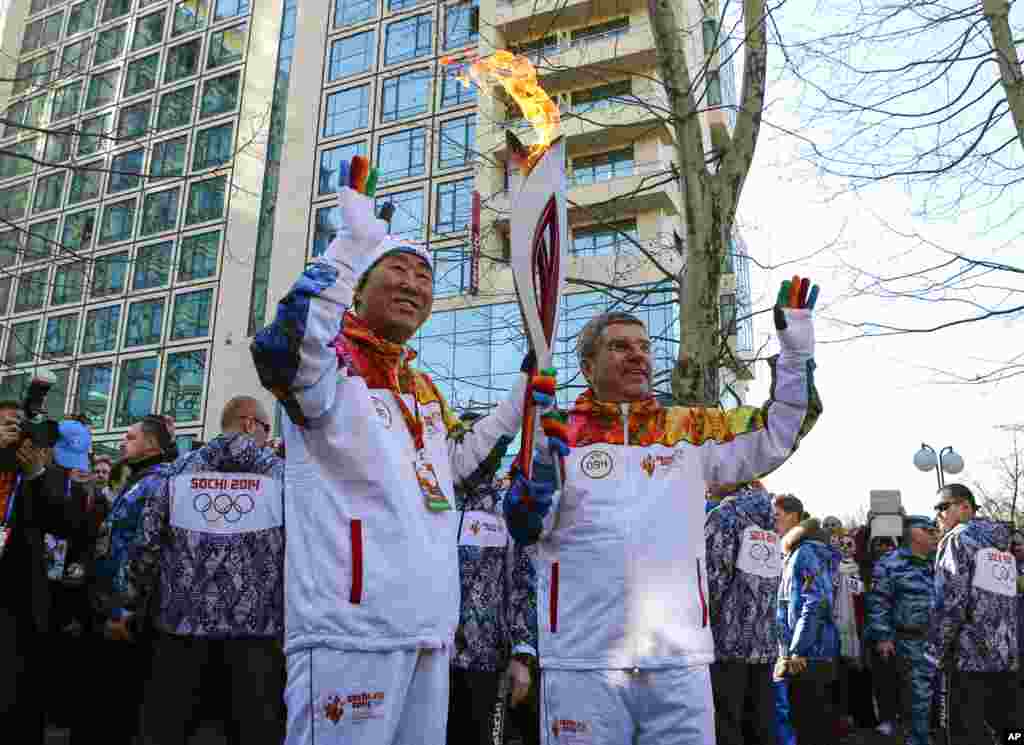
top-left (913, 443), bottom-right (965, 490)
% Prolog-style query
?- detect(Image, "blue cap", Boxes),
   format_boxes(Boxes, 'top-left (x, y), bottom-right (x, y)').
top-left (906, 514), bottom-right (936, 531)
top-left (54, 420), bottom-right (91, 471)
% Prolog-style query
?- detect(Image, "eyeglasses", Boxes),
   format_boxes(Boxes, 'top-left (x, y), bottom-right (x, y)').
top-left (241, 415), bottom-right (271, 435)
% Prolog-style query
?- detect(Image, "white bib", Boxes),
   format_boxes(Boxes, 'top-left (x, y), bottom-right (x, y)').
top-left (170, 473), bottom-right (282, 535)
top-left (972, 547), bottom-right (1016, 597)
top-left (458, 510), bottom-right (508, 548)
top-left (735, 525), bottom-right (782, 579)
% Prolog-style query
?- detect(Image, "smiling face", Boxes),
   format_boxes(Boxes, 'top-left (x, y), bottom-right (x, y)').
top-left (581, 322), bottom-right (652, 402)
top-left (355, 251), bottom-right (433, 344)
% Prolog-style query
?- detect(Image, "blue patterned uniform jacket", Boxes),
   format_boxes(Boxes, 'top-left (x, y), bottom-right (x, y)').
top-left (865, 548), bottom-right (934, 642)
top-left (452, 476), bottom-right (538, 672)
top-left (927, 519), bottom-right (1018, 672)
top-left (128, 435), bottom-right (285, 638)
top-left (705, 486), bottom-right (780, 663)
top-left (777, 519), bottom-right (840, 659)
top-left (1017, 558), bottom-right (1024, 667)
top-left (92, 458), bottom-right (172, 620)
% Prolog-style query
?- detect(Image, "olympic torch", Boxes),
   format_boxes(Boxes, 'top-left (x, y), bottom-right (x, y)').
top-left (450, 51), bottom-right (568, 482)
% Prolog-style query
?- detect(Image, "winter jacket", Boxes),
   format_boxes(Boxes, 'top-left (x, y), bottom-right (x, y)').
top-left (91, 456), bottom-right (172, 621)
top-left (453, 473), bottom-right (538, 672)
top-left (777, 518), bottom-right (841, 660)
top-left (531, 338), bottom-right (820, 671)
top-left (927, 518), bottom-right (1017, 672)
top-left (1017, 558), bottom-right (1024, 669)
top-left (705, 484), bottom-right (780, 663)
top-left (834, 559), bottom-right (863, 660)
top-left (865, 547), bottom-right (934, 644)
top-left (252, 282), bottom-right (526, 654)
top-left (128, 434), bottom-right (285, 638)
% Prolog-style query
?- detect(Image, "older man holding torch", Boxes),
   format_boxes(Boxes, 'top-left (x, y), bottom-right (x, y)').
top-left (505, 279), bottom-right (822, 745)
top-left (251, 156), bottom-right (551, 745)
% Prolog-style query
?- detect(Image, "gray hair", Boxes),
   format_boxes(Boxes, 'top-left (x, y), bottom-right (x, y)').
top-left (576, 311), bottom-right (646, 367)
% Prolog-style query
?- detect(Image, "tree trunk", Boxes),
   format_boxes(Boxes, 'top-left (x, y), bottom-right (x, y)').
top-left (647, 0), bottom-right (768, 407)
top-left (983, 0), bottom-right (1024, 152)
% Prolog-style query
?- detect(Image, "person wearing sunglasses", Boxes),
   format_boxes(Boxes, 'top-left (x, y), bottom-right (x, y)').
top-left (128, 395), bottom-right (286, 745)
top-left (926, 483), bottom-right (1022, 745)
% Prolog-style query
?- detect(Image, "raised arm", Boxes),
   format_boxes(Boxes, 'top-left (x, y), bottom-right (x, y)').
top-left (251, 168), bottom-right (391, 426)
top-left (702, 278), bottom-right (821, 486)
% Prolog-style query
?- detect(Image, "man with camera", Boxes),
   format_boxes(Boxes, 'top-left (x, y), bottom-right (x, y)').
top-left (0, 400), bottom-right (94, 740)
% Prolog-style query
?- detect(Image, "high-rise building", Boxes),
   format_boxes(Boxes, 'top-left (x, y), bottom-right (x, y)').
top-left (0, 0), bottom-right (752, 454)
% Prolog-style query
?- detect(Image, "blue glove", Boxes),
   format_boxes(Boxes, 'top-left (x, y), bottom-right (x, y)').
top-left (503, 468), bottom-right (556, 545)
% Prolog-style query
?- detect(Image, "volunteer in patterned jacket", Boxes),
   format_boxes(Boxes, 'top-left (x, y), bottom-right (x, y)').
top-left (1013, 531), bottom-right (1024, 695)
top-left (776, 513), bottom-right (841, 745)
top-left (129, 396), bottom-right (285, 745)
top-left (448, 428), bottom-right (539, 745)
top-left (504, 278), bottom-right (821, 745)
top-left (73, 414), bottom-right (175, 745)
top-left (251, 157), bottom-right (537, 745)
top-left (705, 482), bottom-right (780, 745)
top-left (927, 483), bottom-right (1022, 745)
top-left (864, 515), bottom-right (937, 745)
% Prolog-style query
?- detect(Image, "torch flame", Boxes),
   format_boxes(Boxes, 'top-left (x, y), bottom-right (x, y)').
top-left (446, 51), bottom-right (560, 172)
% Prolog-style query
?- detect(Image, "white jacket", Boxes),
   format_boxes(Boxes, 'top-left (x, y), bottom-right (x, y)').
top-left (534, 314), bottom-right (820, 670)
top-left (253, 269), bottom-right (525, 656)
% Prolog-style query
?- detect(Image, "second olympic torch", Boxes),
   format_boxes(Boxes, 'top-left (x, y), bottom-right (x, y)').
top-left (455, 51), bottom-right (568, 480)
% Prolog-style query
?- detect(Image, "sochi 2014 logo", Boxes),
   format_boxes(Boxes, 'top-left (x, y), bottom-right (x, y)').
top-left (322, 694), bottom-right (345, 724)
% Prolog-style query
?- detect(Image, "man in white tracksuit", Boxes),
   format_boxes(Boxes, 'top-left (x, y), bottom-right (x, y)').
top-left (505, 280), bottom-right (821, 744)
top-left (251, 162), bottom-right (535, 745)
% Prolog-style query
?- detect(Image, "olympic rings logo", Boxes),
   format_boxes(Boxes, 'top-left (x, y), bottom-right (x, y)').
top-left (750, 543), bottom-right (771, 563)
top-left (193, 492), bottom-right (255, 524)
top-left (992, 564), bottom-right (1012, 582)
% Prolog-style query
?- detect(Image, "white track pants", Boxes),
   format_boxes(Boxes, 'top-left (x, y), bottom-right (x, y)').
top-left (541, 665), bottom-right (715, 745)
top-left (284, 647), bottom-right (450, 745)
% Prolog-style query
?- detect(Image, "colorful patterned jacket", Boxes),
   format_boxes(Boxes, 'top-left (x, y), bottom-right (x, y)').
top-left (777, 518), bottom-right (841, 660)
top-left (128, 434), bottom-right (285, 638)
top-left (705, 484), bottom-right (780, 663)
top-left (865, 547), bottom-right (934, 643)
top-left (927, 519), bottom-right (1017, 672)
top-left (91, 456), bottom-right (172, 621)
top-left (452, 470), bottom-right (537, 672)
top-left (1017, 558), bottom-right (1024, 667)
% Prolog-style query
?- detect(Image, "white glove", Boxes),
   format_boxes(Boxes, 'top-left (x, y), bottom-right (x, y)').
top-left (776, 307), bottom-right (814, 360)
top-left (321, 187), bottom-right (390, 306)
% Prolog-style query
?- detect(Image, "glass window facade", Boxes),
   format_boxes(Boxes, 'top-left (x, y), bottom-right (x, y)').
top-left (62, 211), bottom-right (95, 252)
top-left (572, 147), bottom-right (634, 185)
top-left (134, 241), bottom-right (173, 289)
top-left (171, 288), bottom-right (213, 339)
top-left (141, 188), bottom-right (181, 235)
top-left (115, 356), bottom-right (158, 426)
top-left (118, 100), bottom-right (153, 140)
top-left (165, 39), bottom-right (201, 82)
top-left (324, 85), bottom-right (370, 136)
top-left (177, 231), bottom-right (219, 281)
top-left (208, 24), bottom-right (247, 69)
top-left (6, 320), bottom-right (39, 365)
top-left (173, 0), bottom-right (209, 36)
top-left (76, 363), bottom-right (113, 428)
top-left (44, 314), bottom-right (79, 357)
top-left (15, 270), bottom-right (48, 312)
top-left (125, 52), bottom-right (160, 97)
top-left (334, 0), bottom-right (375, 28)
top-left (432, 244), bottom-right (466, 299)
top-left (193, 123), bottom-right (233, 170)
top-left (82, 305), bottom-right (121, 353)
top-left (162, 348), bottom-right (206, 422)
top-left (125, 298), bottom-right (165, 346)
top-left (52, 81), bottom-right (82, 121)
top-left (380, 69), bottom-right (430, 122)
top-left (158, 85), bottom-right (195, 131)
top-left (44, 129), bottom-right (73, 163)
top-left (384, 14), bottom-right (432, 65)
top-left (52, 262), bottom-right (86, 305)
top-left (434, 178), bottom-right (472, 234)
top-left (214, 0), bottom-right (250, 20)
top-left (78, 113), bottom-right (111, 156)
top-left (151, 136), bottom-right (188, 179)
top-left (443, 0), bottom-right (478, 50)
top-left (109, 149), bottom-right (144, 193)
top-left (376, 127), bottom-right (425, 183)
top-left (0, 185), bottom-right (30, 221)
top-left (132, 11), bottom-right (167, 51)
top-left (375, 188), bottom-right (423, 240)
top-left (32, 171), bottom-right (66, 213)
top-left (92, 252), bottom-right (129, 297)
top-left (26, 220), bottom-right (56, 260)
top-left (185, 176), bottom-right (226, 224)
top-left (67, 0), bottom-right (99, 36)
top-left (93, 26), bottom-right (126, 66)
top-left (100, 198), bottom-right (137, 244)
top-left (572, 220), bottom-right (639, 257)
top-left (328, 30), bottom-right (375, 80)
top-left (199, 72), bottom-right (240, 118)
top-left (0, 140), bottom-right (36, 179)
top-left (69, 165), bottom-right (103, 204)
top-left (438, 115), bottom-right (474, 169)
top-left (441, 67), bottom-right (476, 107)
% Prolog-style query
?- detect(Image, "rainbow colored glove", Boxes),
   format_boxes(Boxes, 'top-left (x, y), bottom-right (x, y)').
top-left (530, 368), bottom-right (570, 457)
top-left (773, 275), bottom-right (818, 358)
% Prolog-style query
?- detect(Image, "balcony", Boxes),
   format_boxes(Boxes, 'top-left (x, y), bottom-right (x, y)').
top-left (481, 81), bottom-right (671, 154)
top-left (514, 23), bottom-right (657, 86)
top-left (485, 160), bottom-right (681, 226)
top-left (495, 0), bottom-right (596, 30)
